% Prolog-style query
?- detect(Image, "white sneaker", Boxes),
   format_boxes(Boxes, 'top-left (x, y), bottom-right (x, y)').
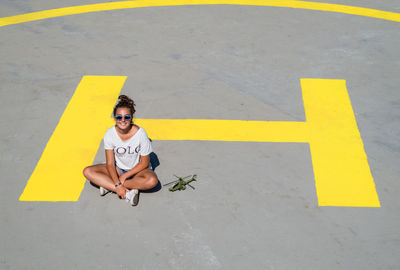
top-left (99, 186), bottom-right (110, 196)
top-left (125, 189), bottom-right (139, 206)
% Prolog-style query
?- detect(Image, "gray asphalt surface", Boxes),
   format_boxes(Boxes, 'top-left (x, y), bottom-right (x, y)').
top-left (1, 1), bottom-right (399, 269)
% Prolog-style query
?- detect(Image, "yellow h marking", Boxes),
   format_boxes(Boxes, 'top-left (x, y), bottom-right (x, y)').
top-left (19, 76), bottom-right (126, 201)
top-left (302, 79), bottom-right (379, 207)
top-left (20, 77), bottom-right (380, 207)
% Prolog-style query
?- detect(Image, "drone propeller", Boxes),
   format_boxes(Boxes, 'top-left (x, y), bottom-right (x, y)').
top-left (163, 180), bottom-right (179, 186)
top-left (174, 174), bottom-right (192, 180)
top-left (187, 183), bottom-right (195, 190)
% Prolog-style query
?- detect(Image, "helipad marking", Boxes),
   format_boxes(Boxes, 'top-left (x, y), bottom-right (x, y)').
top-left (19, 76), bottom-right (126, 201)
top-left (20, 77), bottom-right (380, 207)
top-left (0, 0), bottom-right (399, 28)
top-left (301, 79), bottom-right (379, 207)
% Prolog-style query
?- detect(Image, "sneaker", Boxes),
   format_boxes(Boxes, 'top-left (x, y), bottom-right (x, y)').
top-left (125, 189), bottom-right (139, 206)
top-left (99, 186), bottom-right (110, 196)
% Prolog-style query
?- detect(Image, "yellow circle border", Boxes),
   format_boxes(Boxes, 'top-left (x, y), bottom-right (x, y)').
top-left (0, 0), bottom-right (399, 27)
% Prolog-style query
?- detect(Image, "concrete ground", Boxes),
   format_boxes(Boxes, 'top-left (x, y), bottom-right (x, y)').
top-left (0, 1), bottom-right (399, 269)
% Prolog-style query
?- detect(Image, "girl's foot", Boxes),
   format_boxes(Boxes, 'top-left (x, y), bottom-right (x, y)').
top-left (99, 186), bottom-right (110, 196)
top-left (126, 189), bottom-right (139, 206)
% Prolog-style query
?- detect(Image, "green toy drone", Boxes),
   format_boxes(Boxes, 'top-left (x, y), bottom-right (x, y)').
top-left (164, 174), bottom-right (197, 191)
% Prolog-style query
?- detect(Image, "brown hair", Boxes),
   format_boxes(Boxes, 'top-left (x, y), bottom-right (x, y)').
top-left (113, 95), bottom-right (136, 117)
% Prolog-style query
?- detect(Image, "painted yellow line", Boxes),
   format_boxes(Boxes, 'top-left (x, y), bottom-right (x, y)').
top-left (135, 119), bottom-right (310, 142)
top-left (301, 79), bottom-right (380, 207)
top-left (20, 77), bottom-right (380, 206)
top-left (0, 0), bottom-right (399, 28)
top-left (134, 80), bottom-right (380, 207)
top-left (19, 76), bottom-right (126, 201)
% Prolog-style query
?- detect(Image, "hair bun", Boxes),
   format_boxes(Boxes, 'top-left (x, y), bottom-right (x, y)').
top-left (118, 95), bottom-right (132, 104)
top-left (113, 95), bottom-right (136, 116)
top-left (119, 95), bottom-right (135, 107)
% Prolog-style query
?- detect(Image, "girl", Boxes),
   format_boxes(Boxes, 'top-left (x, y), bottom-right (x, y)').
top-left (83, 95), bottom-right (158, 206)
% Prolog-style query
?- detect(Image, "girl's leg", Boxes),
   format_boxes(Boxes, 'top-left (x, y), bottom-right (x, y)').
top-left (83, 164), bottom-right (117, 192)
top-left (123, 168), bottom-right (158, 191)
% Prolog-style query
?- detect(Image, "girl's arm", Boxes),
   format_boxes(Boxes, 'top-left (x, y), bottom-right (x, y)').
top-left (105, 149), bottom-right (127, 198)
top-left (120, 154), bottom-right (150, 183)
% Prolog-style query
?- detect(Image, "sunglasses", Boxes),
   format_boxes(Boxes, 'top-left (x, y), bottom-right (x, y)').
top-left (115, 114), bottom-right (132, 121)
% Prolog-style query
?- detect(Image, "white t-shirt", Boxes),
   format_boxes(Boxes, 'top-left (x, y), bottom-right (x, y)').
top-left (103, 125), bottom-right (153, 170)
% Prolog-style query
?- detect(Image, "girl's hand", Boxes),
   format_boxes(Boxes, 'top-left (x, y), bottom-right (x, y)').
top-left (116, 185), bottom-right (127, 199)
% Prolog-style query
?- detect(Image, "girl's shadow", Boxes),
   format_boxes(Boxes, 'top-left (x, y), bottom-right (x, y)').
top-left (143, 152), bottom-right (162, 193)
